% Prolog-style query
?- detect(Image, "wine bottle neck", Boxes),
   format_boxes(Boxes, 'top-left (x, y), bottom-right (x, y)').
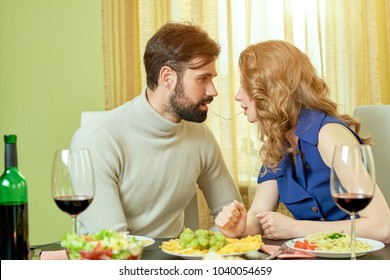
top-left (5, 143), bottom-right (18, 168)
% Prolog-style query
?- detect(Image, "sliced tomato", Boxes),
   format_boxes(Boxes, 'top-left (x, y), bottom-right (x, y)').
top-left (105, 250), bottom-right (113, 257)
top-left (294, 239), bottom-right (317, 250)
top-left (80, 250), bottom-right (102, 260)
top-left (294, 240), bottom-right (306, 249)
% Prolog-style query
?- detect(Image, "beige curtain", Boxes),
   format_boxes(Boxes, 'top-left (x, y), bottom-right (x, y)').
top-left (102, 0), bottom-right (142, 109)
top-left (101, 0), bottom-right (390, 228)
top-left (324, 0), bottom-right (390, 112)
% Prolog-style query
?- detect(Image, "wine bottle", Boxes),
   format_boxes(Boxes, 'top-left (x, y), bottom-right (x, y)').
top-left (0, 134), bottom-right (30, 260)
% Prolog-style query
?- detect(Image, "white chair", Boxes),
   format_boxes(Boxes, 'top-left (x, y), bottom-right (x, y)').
top-left (80, 111), bottom-right (200, 229)
top-left (353, 105), bottom-right (390, 206)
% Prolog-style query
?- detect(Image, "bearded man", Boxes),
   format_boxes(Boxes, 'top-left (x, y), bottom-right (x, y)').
top-left (71, 22), bottom-right (241, 238)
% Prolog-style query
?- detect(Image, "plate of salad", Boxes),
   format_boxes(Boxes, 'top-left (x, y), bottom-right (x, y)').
top-left (61, 229), bottom-right (144, 260)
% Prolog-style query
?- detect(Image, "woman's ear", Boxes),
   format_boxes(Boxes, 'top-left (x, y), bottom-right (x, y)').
top-left (159, 66), bottom-right (176, 89)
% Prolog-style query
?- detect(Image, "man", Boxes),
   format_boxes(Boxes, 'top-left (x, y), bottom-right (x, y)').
top-left (71, 21), bottom-right (242, 238)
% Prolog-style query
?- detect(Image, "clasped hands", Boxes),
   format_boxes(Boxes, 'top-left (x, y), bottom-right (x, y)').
top-left (215, 200), bottom-right (296, 240)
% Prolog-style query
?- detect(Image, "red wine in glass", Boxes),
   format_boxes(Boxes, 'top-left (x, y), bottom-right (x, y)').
top-left (333, 193), bottom-right (373, 213)
top-left (51, 149), bottom-right (95, 234)
top-left (330, 145), bottom-right (376, 260)
top-left (54, 195), bottom-right (93, 216)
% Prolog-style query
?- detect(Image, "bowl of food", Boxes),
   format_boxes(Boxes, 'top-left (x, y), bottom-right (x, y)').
top-left (61, 229), bottom-right (143, 260)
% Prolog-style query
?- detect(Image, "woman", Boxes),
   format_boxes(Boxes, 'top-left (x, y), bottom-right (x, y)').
top-left (215, 40), bottom-right (390, 243)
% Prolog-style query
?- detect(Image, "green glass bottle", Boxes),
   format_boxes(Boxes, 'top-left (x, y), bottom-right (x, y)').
top-left (0, 134), bottom-right (30, 260)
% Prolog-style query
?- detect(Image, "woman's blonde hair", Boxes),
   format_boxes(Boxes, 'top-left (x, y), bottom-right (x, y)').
top-left (239, 40), bottom-right (369, 173)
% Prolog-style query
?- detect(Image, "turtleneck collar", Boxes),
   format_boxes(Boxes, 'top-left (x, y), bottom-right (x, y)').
top-left (133, 88), bottom-right (182, 134)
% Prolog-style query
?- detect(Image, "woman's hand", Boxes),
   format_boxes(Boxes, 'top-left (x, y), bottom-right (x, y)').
top-left (215, 200), bottom-right (247, 238)
top-left (256, 211), bottom-right (297, 239)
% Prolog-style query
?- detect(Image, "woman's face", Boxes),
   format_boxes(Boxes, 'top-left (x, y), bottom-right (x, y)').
top-left (235, 87), bottom-right (257, 123)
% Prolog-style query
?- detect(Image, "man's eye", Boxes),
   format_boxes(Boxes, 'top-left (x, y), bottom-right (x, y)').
top-left (199, 77), bottom-right (208, 82)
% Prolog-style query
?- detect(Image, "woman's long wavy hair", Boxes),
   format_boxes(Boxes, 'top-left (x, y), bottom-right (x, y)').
top-left (239, 40), bottom-right (370, 173)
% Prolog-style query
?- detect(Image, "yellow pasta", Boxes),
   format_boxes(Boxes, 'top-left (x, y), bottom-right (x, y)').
top-left (161, 239), bottom-right (208, 255)
top-left (161, 234), bottom-right (263, 256)
top-left (219, 235), bottom-right (263, 254)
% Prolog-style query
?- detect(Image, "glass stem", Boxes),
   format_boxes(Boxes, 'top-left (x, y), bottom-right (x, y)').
top-left (71, 216), bottom-right (77, 235)
top-left (350, 213), bottom-right (356, 260)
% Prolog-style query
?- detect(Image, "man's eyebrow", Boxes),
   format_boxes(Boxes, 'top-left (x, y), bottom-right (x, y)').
top-left (197, 72), bottom-right (218, 78)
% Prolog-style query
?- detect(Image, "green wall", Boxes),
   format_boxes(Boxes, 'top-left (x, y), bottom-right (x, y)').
top-left (0, 0), bottom-right (105, 245)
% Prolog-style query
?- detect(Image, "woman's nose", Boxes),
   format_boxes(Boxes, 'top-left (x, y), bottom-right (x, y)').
top-left (235, 89), bottom-right (243, 101)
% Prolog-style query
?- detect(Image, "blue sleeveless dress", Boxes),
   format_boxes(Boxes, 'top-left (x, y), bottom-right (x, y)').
top-left (257, 109), bottom-right (363, 221)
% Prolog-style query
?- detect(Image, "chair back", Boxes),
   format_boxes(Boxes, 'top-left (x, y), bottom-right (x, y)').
top-left (80, 111), bottom-right (200, 229)
top-left (80, 111), bottom-right (109, 126)
top-left (353, 105), bottom-right (390, 206)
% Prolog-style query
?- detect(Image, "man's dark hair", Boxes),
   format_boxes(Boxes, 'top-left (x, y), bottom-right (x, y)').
top-left (144, 21), bottom-right (221, 90)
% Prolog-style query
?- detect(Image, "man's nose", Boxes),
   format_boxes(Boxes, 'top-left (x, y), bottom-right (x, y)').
top-left (206, 82), bottom-right (218, 97)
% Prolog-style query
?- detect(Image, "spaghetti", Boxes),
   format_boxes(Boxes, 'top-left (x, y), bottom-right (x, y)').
top-left (305, 232), bottom-right (372, 252)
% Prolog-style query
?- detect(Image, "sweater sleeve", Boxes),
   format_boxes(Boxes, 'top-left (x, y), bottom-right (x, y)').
top-left (197, 125), bottom-right (242, 218)
top-left (70, 127), bottom-right (128, 234)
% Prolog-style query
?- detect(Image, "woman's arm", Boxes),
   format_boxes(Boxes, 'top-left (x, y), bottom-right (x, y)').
top-left (315, 123), bottom-right (390, 243)
top-left (245, 180), bottom-right (279, 236)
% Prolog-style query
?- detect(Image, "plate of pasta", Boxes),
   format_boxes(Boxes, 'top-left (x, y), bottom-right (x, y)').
top-left (161, 246), bottom-right (248, 260)
top-left (161, 228), bottom-right (264, 259)
top-left (286, 232), bottom-right (385, 258)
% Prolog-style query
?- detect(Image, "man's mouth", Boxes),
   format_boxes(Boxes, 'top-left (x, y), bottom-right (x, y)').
top-left (199, 98), bottom-right (213, 110)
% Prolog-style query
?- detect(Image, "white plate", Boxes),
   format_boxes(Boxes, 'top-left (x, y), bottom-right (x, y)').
top-left (286, 237), bottom-right (385, 259)
top-left (161, 248), bottom-right (249, 260)
top-left (128, 235), bottom-right (155, 247)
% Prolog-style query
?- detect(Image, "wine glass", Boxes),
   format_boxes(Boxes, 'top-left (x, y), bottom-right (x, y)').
top-left (51, 148), bottom-right (95, 234)
top-left (330, 144), bottom-right (376, 260)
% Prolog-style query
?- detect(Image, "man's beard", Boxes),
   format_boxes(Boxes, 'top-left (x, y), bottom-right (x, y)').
top-left (168, 77), bottom-right (213, 123)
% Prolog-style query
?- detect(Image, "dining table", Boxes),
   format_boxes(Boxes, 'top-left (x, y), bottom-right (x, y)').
top-left (31, 237), bottom-right (390, 260)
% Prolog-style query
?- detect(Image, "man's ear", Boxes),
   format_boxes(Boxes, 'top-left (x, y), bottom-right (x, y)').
top-left (159, 66), bottom-right (176, 89)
